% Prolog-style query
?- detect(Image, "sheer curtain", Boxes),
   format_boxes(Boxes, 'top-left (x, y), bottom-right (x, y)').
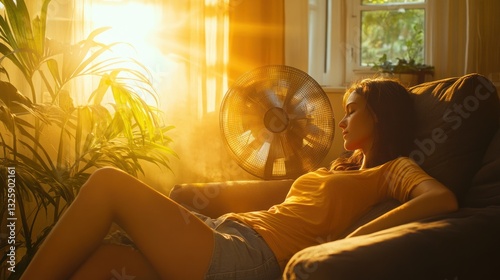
top-left (429, 0), bottom-right (500, 81)
top-left (40, 0), bottom-right (285, 190)
top-left (228, 0), bottom-right (285, 82)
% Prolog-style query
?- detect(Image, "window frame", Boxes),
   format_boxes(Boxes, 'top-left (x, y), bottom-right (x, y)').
top-left (345, 0), bottom-right (430, 84)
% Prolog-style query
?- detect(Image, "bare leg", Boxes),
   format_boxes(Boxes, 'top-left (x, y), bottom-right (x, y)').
top-left (70, 244), bottom-right (160, 280)
top-left (21, 167), bottom-right (214, 280)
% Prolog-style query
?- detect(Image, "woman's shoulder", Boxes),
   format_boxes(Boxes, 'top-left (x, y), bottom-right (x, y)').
top-left (400, 157), bottom-right (422, 165)
top-left (325, 157), bottom-right (420, 174)
top-left (383, 157), bottom-right (427, 176)
top-left (378, 157), bottom-right (422, 172)
top-left (387, 157), bottom-right (418, 165)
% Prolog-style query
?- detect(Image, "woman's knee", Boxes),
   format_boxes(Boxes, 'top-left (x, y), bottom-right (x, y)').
top-left (79, 167), bottom-right (156, 204)
top-left (79, 167), bottom-right (125, 196)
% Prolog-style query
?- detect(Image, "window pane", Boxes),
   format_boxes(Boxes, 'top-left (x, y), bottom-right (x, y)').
top-left (360, 8), bottom-right (425, 66)
top-left (362, 0), bottom-right (424, 5)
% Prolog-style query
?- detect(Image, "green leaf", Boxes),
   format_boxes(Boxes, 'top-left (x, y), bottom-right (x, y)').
top-left (87, 74), bottom-right (111, 105)
top-left (46, 58), bottom-right (61, 86)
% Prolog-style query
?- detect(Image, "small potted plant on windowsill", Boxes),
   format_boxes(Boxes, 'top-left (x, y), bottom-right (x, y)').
top-left (372, 53), bottom-right (434, 86)
top-left (371, 23), bottom-right (434, 87)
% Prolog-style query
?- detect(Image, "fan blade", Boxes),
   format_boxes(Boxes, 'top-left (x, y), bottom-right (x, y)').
top-left (279, 132), bottom-right (302, 160)
top-left (264, 134), bottom-right (288, 177)
top-left (228, 85), bottom-right (275, 116)
top-left (295, 124), bottom-right (327, 148)
top-left (283, 80), bottom-right (310, 106)
top-left (271, 132), bottom-right (312, 178)
top-left (240, 97), bottom-right (269, 117)
top-left (243, 81), bottom-right (284, 109)
top-left (261, 88), bottom-right (284, 108)
top-left (285, 121), bottom-right (331, 153)
top-left (237, 131), bottom-right (272, 167)
top-left (286, 92), bottom-right (308, 115)
top-left (240, 114), bottom-right (266, 134)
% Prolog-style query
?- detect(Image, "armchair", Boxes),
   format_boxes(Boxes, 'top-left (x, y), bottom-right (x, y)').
top-left (169, 73), bottom-right (500, 279)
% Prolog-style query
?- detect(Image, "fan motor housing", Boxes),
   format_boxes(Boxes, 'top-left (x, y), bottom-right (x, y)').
top-left (264, 107), bottom-right (289, 133)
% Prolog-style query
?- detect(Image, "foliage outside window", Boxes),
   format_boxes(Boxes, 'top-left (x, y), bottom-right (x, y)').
top-left (360, 0), bottom-right (426, 68)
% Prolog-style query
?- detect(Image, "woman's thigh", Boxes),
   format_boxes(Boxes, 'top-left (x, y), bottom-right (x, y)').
top-left (70, 244), bottom-right (160, 280)
top-left (82, 167), bottom-right (215, 279)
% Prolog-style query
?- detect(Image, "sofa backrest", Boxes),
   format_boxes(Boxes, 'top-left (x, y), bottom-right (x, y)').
top-left (465, 128), bottom-right (500, 207)
top-left (408, 73), bottom-right (499, 205)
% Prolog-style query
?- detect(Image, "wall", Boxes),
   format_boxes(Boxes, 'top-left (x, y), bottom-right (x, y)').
top-left (321, 88), bottom-right (347, 167)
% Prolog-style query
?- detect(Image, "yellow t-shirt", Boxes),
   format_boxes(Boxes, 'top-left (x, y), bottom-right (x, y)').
top-left (225, 157), bottom-right (434, 269)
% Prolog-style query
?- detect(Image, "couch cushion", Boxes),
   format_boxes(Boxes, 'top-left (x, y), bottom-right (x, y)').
top-left (169, 179), bottom-right (292, 217)
top-left (284, 206), bottom-right (500, 280)
top-left (408, 73), bottom-right (499, 203)
top-left (465, 129), bottom-right (500, 207)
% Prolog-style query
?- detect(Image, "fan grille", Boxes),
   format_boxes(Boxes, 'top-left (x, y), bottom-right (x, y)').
top-left (220, 65), bottom-right (335, 179)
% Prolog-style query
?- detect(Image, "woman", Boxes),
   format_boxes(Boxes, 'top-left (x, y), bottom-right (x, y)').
top-left (20, 78), bottom-right (458, 280)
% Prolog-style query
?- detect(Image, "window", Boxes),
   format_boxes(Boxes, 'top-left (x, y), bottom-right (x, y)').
top-left (347, 0), bottom-right (428, 82)
top-left (300, 0), bottom-right (429, 86)
top-left (307, 0), bottom-right (330, 84)
top-left (83, 0), bottom-right (229, 115)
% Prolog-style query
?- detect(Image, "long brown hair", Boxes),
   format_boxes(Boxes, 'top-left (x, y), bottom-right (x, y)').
top-left (331, 77), bottom-right (416, 171)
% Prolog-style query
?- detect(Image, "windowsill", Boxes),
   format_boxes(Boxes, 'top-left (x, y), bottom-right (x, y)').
top-left (322, 86), bottom-right (346, 94)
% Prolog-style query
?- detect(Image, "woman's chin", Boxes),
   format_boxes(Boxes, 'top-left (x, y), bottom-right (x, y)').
top-left (343, 144), bottom-right (355, 151)
top-left (343, 140), bottom-right (355, 151)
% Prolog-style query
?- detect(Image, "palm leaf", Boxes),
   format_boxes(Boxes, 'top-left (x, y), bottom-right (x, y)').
top-left (1, 1), bottom-right (176, 273)
top-left (33, 0), bottom-right (51, 56)
top-left (2, 0), bottom-right (38, 68)
top-left (88, 73), bottom-right (113, 105)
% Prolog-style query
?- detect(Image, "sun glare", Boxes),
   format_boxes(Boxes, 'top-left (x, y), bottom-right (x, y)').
top-left (88, 1), bottom-right (180, 104)
top-left (89, 1), bottom-right (165, 65)
top-left (88, 0), bottom-right (229, 115)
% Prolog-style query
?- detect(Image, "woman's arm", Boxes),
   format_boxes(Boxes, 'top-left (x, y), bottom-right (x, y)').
top-left (347, 179), bottom-right (458, 238)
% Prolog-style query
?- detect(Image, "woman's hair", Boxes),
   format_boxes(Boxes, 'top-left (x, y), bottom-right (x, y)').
top-left (331, 77), bottom-right (417, 171)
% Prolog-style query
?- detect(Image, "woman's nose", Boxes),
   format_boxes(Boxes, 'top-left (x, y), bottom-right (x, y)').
top-left (339, 116), bottom-right (347, 130)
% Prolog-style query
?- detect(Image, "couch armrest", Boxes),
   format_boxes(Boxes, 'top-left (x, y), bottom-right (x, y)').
top-left (168, 179), bottom-right (293, 218)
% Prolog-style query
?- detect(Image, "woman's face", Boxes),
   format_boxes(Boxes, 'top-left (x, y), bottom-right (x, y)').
top-left (338, 91), bottom-right (377, 153)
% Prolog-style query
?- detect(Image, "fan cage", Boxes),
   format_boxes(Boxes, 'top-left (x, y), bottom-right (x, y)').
top-left (220, 65), bottom-right (335, 179)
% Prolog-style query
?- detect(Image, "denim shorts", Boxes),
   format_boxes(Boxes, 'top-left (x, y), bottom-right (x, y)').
top-left (192, 212), bottom-right (281, 280)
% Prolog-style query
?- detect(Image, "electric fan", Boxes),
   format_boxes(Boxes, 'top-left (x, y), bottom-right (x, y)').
top-left (220, 65), bottom-right (335, 179)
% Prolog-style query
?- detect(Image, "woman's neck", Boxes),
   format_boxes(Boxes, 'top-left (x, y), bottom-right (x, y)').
top-left (360, 151), bottom-right (370, 170)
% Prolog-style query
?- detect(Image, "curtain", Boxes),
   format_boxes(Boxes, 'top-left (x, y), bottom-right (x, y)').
top-left (36, 0), bottom-right (285, 190)
top-left (464, 0), bottom-right (500, 81)
top-left (429, 0), bottom-right (500, 81)
top-left (167, 0), bottom-right (285, 187)
top-left (228, 0), bottom-right (285, 83)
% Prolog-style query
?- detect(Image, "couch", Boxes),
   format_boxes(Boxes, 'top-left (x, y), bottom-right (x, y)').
top-left (169, 73), bottom-right (500, 279)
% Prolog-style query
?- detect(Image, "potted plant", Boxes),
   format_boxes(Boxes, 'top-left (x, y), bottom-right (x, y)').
top-left (371, 25), bottom-right (434, 86)
top-left (372, 54), bottom-right (434, 85)
top-left (0, 1), bottom-right (175, 278)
